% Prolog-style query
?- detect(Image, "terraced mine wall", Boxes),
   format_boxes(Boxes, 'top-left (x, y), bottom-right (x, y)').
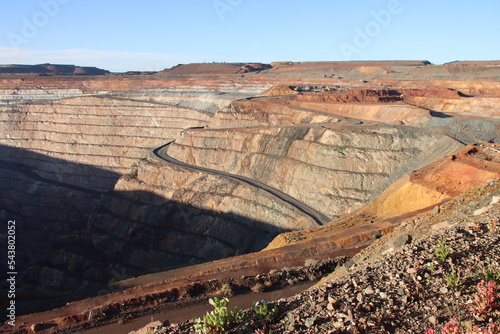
top-left (168, 118), bottom-right (464, 219)
top-left (0, 79), bottom-right (330, 300)
top-left (0, 94), bottom-right (217, 292)
top-left (1, 69), bottom-right (495, 309)
top-left (87, 154), bottom-right (317, 279)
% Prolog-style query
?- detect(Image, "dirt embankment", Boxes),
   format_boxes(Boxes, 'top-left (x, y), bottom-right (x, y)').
top-left (267, 143), bottom-right (500, 251)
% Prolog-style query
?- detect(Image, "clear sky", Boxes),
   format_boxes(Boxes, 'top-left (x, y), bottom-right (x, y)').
top-left (0, 0), bottom-right (499, 72)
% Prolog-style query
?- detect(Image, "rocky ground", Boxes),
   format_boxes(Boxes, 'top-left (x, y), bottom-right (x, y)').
top-left (144, 180), bottom-right (500, 334)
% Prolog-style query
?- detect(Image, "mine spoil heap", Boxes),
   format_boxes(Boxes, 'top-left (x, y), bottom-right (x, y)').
top-left (1, 61), bottom-right (500, 333)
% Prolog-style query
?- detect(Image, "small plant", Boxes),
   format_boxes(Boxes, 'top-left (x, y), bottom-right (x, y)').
top-left (445, 270), bottom-right (464, 288)
top-left (482, 267), bottom-right (500, 284)
top-left (428, 321), bottom-right (500, 334)
top-left (253, 302), bottom-right (279, 323)
top-left (465, 322), bottom-right (500, 334)
top-left (441, 317), bottom-right (461, 334)
top-left (434, 237), bottom-right (452, 261)
top-left (427, 318), bottom-right (463, 334)
top-left (427, 278), bottom-right (499, 334)
top-left (470, 280), bottom-right (498, 315)
top-left (429, 262), bottom-right (437, 274)
top-left (472, 220), bottom-right (482, 231)
top-left (193, 297), bottom-right (246, 334)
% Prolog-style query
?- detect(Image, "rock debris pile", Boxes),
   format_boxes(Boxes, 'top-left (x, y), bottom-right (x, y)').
top-left (151, 185), bottom-right (500, 333)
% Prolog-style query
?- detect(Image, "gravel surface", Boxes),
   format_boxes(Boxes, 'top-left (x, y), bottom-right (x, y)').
top-left (146, 183), bottom-right (500, 334)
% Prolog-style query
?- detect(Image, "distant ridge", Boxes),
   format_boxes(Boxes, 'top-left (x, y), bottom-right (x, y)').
top-left (157, 62), bottom-right (273, 75)
top-left (270, 60), bottom-right (432, 66)
top-left (444, 60), bottom-right (500, 66)
top-left (0, 63), bottom-right (110, 76)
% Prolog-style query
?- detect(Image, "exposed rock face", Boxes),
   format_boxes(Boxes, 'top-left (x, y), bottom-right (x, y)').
top-left (0, 61), bottom-right (499, 319)
top-left (0, 88), bottom-right (86, 104)
top-left (168, 113), bottom-right (463, 218)
top-left (86, 154), bottom-right (317, 279)
top-left (0, 92), bottom-right (232, 291)
top-left (2, 78), bottom-right (329, 293)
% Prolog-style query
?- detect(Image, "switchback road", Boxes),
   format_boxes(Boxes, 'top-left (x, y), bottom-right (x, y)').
top-left (153, 142), bottom-right (332, 226)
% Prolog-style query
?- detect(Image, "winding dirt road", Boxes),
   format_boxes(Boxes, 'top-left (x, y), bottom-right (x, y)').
top-left (153, 142), bottom-right (332, 226)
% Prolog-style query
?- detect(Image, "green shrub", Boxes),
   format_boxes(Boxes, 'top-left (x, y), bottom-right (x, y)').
top-left (444, 270), bottom-right (463, 288)
top-left (193, 297), bottom-right (246, 334)
top-left (253, 302), bottom-right (279, 323)
top-left (434, 237), bottom-right (451, 261)
top-left (482, 267), bottom-right (500, 284)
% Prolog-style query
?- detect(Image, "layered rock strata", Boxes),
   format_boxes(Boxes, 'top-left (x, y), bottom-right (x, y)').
top-left (167, 122), bottom-right (464, 218)
top-left (0, 94), bottom-right (216, 291)
top-left (87, 153), bottom-right (318, 280)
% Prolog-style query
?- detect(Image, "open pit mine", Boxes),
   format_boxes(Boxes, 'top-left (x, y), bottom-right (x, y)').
top-left (1, 61), bottom-right (500, 333)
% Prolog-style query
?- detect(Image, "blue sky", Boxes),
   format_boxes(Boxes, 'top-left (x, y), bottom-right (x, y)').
top-left (0, 0), bottom-right (499, 72)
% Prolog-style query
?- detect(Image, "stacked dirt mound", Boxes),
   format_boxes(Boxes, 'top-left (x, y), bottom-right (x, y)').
top-left (268, 61), bottom-right (430, 73)
top-left (157, 63), bottom-right (272, 76)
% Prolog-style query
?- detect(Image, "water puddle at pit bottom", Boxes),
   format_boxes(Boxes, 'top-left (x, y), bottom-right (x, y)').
top-left (80, 281), bottom-right (315, 334)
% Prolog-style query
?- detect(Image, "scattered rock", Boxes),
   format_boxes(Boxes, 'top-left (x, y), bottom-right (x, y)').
top-left (305, 316), bottom-right (317, 328)
top-left (382, 247), bottom-right (395, 255)
top-left (407, 268), bottom-right (417, 275)
top-left (432, 221), bottom-right (452, 231)
top-left (474, 196), bottom-right (500, 215)
top-left (128, 321), bottom-right (163, 334)
top-left (474, 206), bottom-right (491, 216)
top-left (363, 286), bottom-right (375, 294)
top-left (31, 323), bottom-right (43, 333)
top-left (491, 196), bottom-right (500, 204)
top-left (344, 260), bottom-right (356, 269)
top-left (393, 234), bottom-right (412, 248)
